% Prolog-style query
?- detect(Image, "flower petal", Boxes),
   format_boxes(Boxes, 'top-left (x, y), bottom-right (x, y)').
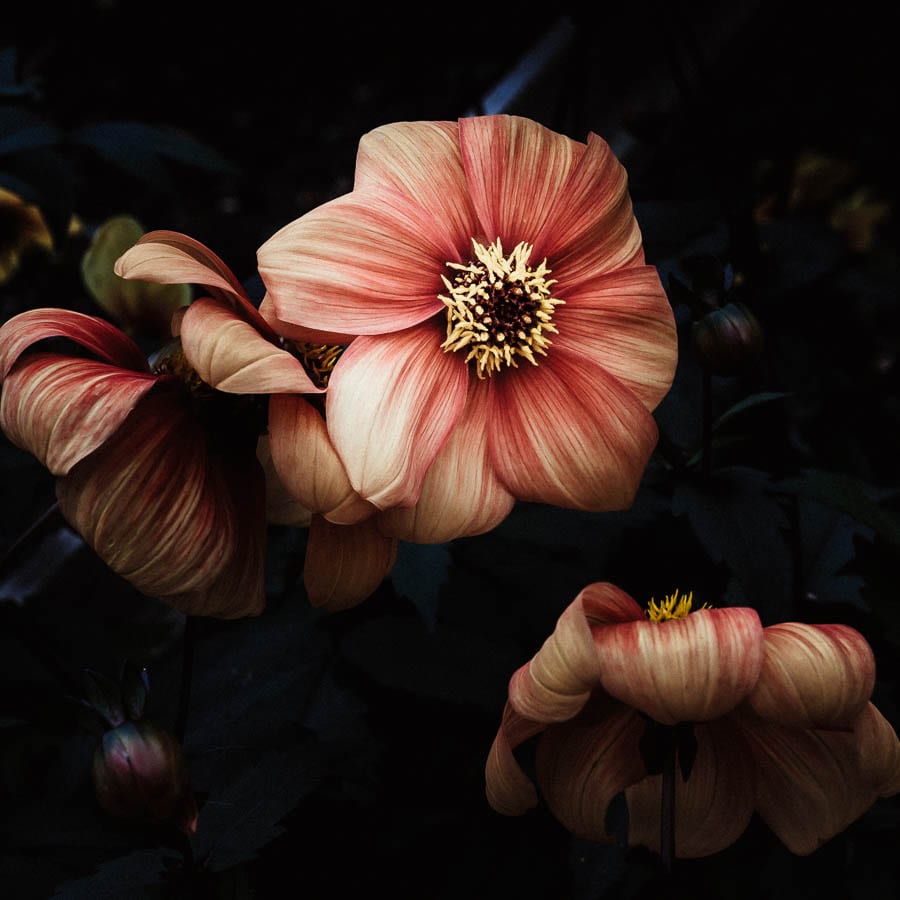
top-left (256, 435), bottom-right (313, 526)
top-left (1, 354), bottom-right (158, 475)
top-left (303, 514), bottom-right (398, 612)
top-left (748, 623), bottom-right (876, 729)
top-left (485, 702), bottom-right (546, 816)
top-left (853, 702), bottom-right (900, 797)
top-left (179, 298), bottom-right (321, 394)
top-left (376, 377), bottom-right (515, 542)
top-left (259, 295), bottom-right (356, 346)
top-left (592, 607), bottom-right (765, 725)
top-left (325, 322), bottom-right (468, 509)
top-left (268, 394), bottom-right (372, 523)
top-left (556, 266), bottom-right (677, 411)
top-left (487, 348), bottom-right (659, 511)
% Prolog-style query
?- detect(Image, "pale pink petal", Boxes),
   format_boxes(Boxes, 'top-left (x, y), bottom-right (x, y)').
top-left (354, 120), bottom-right (479, 249)
top-left (256, 435), bottom-right (313, 526)
top-left (555, 266), bottom-right (677, 411)
top-left (533, 132), bottom-right (645, 283)
top-left (259, 295), bottom-right (356, 346)
top-left (485, 702), bottom-right (546, 816)
top-left (1, 354), bottom-right (158, 475)
top-left (376, 378), bottom-right (514, 542)
top-left (0, 308), bottom-right (148, 377)
top-left (303, 515), bottom-right (398, 612)
top-left (179, 298), bottom-right (320, 395)
top-left (267, 394), bottom-right (373, 524)
top-left (580, 581), bottom-right (647, 626)
top-left (592, 607), bottom-right (765, 725)
top-left (325, 321), bottom-right (467, 509)
top-left (748, 623), bottom-right (876, 729)
top-left (459, 115), bottom-right (583, 250)
top-left (258, 191), bottom-right (451, 335)
top-left (486, 348), bottom-right (659, 511)
top-left (625, 718), bottom-right (756, 858)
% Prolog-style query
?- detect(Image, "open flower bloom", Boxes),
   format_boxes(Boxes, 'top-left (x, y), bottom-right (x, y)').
top-left (485, 583), bottom-right (900, 858)
top-left (257, 115), bottom-right (678, 543)
top-left (114, 231), bottom-right (397, 611)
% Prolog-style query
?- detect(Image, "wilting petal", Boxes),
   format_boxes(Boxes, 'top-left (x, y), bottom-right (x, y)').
top-left (1, 354), bottom-right (158, 475)
top-left (536, 701), bottom-right (648, 842)
top-left (487, 348), bottom-right (658, 511)
top-left (592, 607), bottom-right (765, 725)
top-left (268, 394), bottom-right (372, 524)
top-left (354, 120), bottom-right (479, 250)
top-left (485, 702), bottom-right (546, 816)
top-left (56, 390), bottom-right (241, 610)
top-left (459, 114), bottom-right (582, 251)
top-left (748, 623), bottom-right (876, 729)
top-left (377, 378), bottom-right (514, 542)
top-left (303, 515), bottom-right (398, 612)
top-left (259, 295), bottom-right (356, 346)
top-left (326, 321), bottom-right (467, 509)
top-left (259, 191), bottom-right (451, 335)
top-left (0, 308), bottom-right (149, 376)
top-left (625, 719), bottom-right (756, 858)
top-left (556, 266), bottom-right (677, 411)
top-left (257, 435), bottom-right (312, 526)
top-left (179, 298), bottom-right (320, 394)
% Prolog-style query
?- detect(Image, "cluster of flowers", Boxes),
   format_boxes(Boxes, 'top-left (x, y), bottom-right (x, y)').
top-left (1, 114), bottom-right (897, 858)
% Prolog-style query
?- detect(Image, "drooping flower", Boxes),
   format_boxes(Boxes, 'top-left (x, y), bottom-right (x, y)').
top-left (485, 583), bottom-right (900, 858)
top-left (257, 115), bottom-right (678, 543)
top-left (0, 186), bottom-right (54, 285)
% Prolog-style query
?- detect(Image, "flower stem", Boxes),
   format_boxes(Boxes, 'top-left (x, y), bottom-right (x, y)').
top-left (660, 726), bottom-right (677, 871)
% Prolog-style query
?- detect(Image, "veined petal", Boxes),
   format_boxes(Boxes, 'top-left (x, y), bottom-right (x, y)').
top-left (0, 354), bottom-right (157, 475)
top-left (485, 702), bottom-right (546, 816)
top-left (257, 435), bottom-right (313, 527)
top-left (268, 394), bottom-right (372, 524)
top-left (259, 295), bottom-right (356, 346)
top-left (354, 120), bottom-right (479, 250)
top-left (748, 623), bottom-right (876, 729)
top-left (534, 132), bottom-right (644, 282)
top-left (325, 322), bottom-right (467, 509)
top-left (258, 191), bottom-right (450, 335)
top-left (556, 266), bottom-right (677, 411)
top-left (592, 607), bottom-right (765, 725)
top-left (853, 702), bottom-right (900, 797)
top-left (625, 719), bottom-right (755, 858)
top-left (376, 378), bottom-right (514, 542)
top-left (303, 515), bottom-right (398, 612)
top-left (459, 115), bottom-right (582, 251)
top-left (179, 298), bottom-right (320, 395)
top-left (487, 348), bottom-right (658, 511)
top-left (0, 308), bottom-right (149, 377)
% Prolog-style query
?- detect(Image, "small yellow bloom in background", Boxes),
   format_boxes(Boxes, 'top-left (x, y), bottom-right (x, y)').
top-left (81, 215), bottom-right (191, 339)
top-left (0, 186), bottom-right (54, 285)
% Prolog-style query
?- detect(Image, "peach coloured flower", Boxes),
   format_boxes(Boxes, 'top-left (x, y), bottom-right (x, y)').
top-left (114, 231), bottom-right (397, 611)
top-left (257, 114), bottom-right (678, 543)
top-left (485, 583), bottom-right (900, 858)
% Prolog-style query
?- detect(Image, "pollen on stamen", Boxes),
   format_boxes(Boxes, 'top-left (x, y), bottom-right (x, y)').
top-left (646, 589), bottom-right (712, 623)
top-left (289, 341), bottom-right (344, 388)
top-left (438, 237), bottom-right (564, 379)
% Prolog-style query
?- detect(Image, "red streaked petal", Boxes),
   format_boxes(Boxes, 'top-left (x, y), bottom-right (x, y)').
top-left (487, 349), bottom-right (658, 511)
top-left (556, 266), bottom-right (677, 411)
top-left (579, 581), bottom-right (646, 626)
top-left (485, 702), bottom-right (546, 816)
top-left (303, 514), bottom-right (398, 612)
top-left (0, 308), bottom-right (148, 376)
top-left (179, 298), bottom-right (320, 395)
top-left (259, 295), bottom-right (356, 346)
top-left (258, 191), bottom-right (450, 335)
top-left (1, 354), bottom-right (158, 475)
top-left (748, 622), bottom-right (876, 729)
top-left (459, 114), bottom-right (583, 250)
top-left (376, 377), bottom-right (514, 542)
top-left (325, 322), bottom-right (467, 509)
top-left (592, 607), bottom-right (765, 725)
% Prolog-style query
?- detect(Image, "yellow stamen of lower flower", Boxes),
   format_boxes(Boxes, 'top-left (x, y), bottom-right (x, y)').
top-left (290, 341), bottom-right (344, 388)
top-left (439, 238), bottom-right (564, 379)
top-left (646, 589), bottom-right (711, 622)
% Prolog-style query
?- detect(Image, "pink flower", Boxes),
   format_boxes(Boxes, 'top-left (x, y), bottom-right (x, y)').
top-left (485, 583), bottom-right (900, 858)
top-left (257, 115), bottom-right (678, 543)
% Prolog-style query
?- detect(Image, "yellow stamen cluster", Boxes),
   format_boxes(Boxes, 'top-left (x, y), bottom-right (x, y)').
top-left (291, 341), bottom-right (344, 388)
top-left (150, 341), bottom-right (211, 396)
top-left (439, 238), bottom-right (564, 379)
top-left (646, 589), bottom-right (710, 623)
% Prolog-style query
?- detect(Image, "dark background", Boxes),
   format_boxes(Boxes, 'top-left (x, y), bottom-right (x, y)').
top-left (2, 2), bottom-right (899, 898)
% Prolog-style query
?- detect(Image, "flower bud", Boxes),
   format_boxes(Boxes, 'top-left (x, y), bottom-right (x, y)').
top-left (691, 302), bottom-right (765, 376)
top-left (92, 720), bottom-right (198, 836)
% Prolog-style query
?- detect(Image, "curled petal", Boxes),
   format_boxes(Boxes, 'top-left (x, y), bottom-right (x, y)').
top-left (625, 719), bottom-right (755, 858)
top-left (485, 702), bottom-right (546, 816)
top-left (748, 623), bottom-right (876, 729)
top-left (303, 515), bottom-right (398, 612)
top-left (257, 435), bottom-right (312, 526)
top-left (325, 322), bottom-right (467, 509)
top-left (851, 702), bottom-right (900, 797)
top-left (259, 295), bottom-right (356, 346)
top-left (1, 354), bottom-right (157, 475)
top-left (592, 607), bottom-right (765, 725)
top-left (179, 298), bottom-right (321, 395)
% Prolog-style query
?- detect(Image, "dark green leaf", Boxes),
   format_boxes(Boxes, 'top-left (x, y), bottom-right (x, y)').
top-left (0, 107), bottom-right (60, 155)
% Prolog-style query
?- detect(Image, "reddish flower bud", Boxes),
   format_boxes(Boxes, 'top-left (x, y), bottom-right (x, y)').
top-left (92, 721), bottom-right (198, 836)
top-left (691, 302), bottom-right (765, 376)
